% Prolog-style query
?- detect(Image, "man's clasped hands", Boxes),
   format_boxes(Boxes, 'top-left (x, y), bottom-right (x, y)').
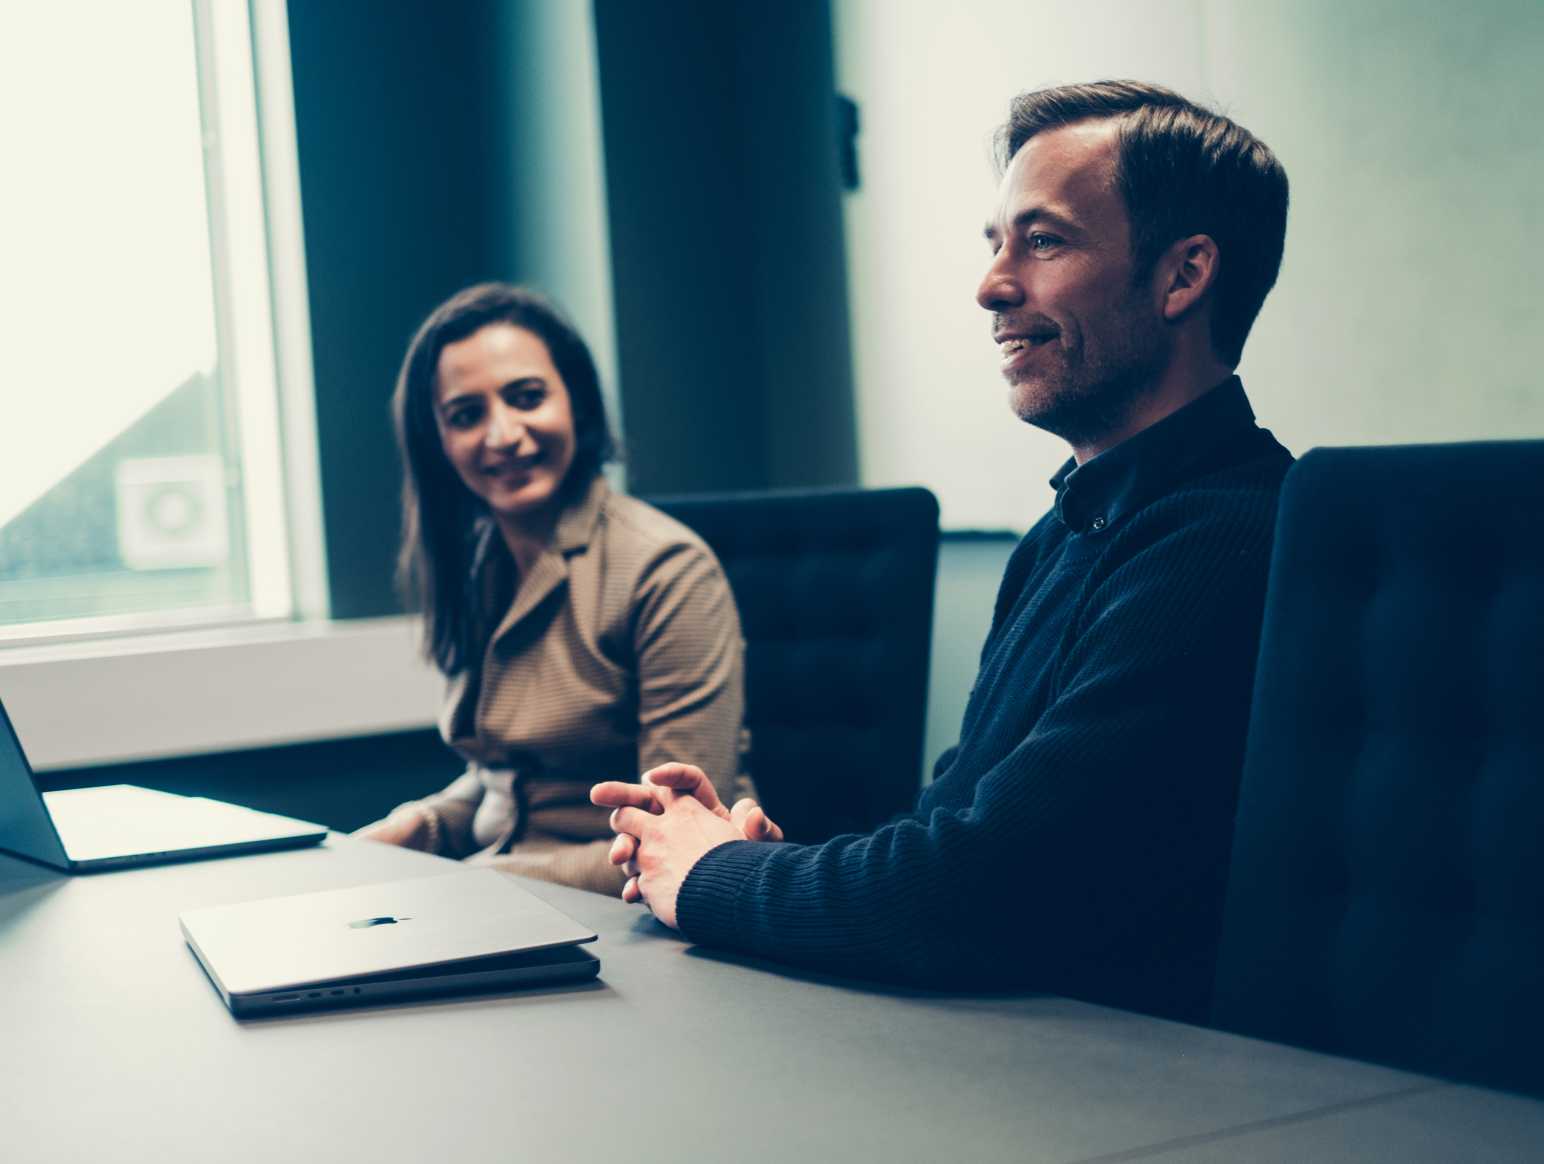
top-left (589, 765), bottom-right (783, 930)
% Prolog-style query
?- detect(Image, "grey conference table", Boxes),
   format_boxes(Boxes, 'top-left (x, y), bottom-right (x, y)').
top-left (3, 836), bottom-right (1540, 1163)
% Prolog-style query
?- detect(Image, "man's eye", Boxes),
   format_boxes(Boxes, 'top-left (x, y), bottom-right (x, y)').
top-left (1028, 233), bottom-right (1059, 252)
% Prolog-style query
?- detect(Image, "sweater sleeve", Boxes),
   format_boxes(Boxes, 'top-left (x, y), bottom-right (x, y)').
top-left (676, 493), bottom-right (1276, 990)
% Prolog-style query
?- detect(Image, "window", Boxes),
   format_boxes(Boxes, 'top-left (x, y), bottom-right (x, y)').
top-left (0, 0), bottom-right (324, 640)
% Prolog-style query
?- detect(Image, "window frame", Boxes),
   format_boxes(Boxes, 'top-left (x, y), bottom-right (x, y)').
top-left (0, 1), bottom-right (434, 773)
top-left (0, 0), bottom-right (327, 648)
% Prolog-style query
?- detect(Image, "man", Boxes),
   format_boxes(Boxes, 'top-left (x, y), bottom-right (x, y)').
top-left (592, 80), bottom-right (1293, 1021)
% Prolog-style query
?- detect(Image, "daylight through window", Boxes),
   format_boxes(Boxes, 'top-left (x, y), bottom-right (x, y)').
top-left (0, 1), bottom-right (308, 639)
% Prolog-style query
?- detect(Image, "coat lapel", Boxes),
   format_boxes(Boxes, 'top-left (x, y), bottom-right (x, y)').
top-left (486, 476), bottom-right (609, 648)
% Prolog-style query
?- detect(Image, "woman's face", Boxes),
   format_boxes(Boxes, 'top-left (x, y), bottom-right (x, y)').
top-left (434, 323), bottom-right (578, 525)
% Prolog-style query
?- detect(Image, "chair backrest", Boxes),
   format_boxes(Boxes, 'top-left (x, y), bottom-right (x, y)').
top-left (650, 487), bottom-right (939, 842)
top-left (1213, 442), bottom-right (1544, 1094)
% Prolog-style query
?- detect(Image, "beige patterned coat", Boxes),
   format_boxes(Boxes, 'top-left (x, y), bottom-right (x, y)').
top-left (392, 476), bottom-right (747, 893)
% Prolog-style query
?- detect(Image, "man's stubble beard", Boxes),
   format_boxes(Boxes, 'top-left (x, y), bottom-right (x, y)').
top-left (1009, 300), bottom-right (1168, 451)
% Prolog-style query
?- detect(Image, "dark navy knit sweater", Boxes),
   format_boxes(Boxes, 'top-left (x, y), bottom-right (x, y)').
top-left (678, 378), bottom-right (1293, 1021)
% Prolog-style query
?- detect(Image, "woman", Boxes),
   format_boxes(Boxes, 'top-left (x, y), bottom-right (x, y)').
top-left (356, 283), bottom-right (748, 893)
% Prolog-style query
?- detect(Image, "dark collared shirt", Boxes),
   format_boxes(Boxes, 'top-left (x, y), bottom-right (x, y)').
top-left (1052, 375), bottom-right (1266, 534)
top-left (680, 377), bottom-right (1293, 1021)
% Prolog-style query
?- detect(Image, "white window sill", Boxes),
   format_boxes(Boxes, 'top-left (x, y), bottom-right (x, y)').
top-left (0, 617), bottom-right (443, 772)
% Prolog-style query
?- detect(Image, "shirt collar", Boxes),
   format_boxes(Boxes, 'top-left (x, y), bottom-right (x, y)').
top-left (1050, 376), bottom-right (1257, 534)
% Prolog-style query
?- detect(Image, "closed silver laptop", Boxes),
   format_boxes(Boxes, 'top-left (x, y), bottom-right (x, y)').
top-left (0, 695), bottom-right (327, 872)
top-left (180, 868), bottom-right (601, 1016)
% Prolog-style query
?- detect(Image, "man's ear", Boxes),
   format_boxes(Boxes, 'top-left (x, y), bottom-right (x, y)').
top-left (1156, 234), bottom-right (1220, 322)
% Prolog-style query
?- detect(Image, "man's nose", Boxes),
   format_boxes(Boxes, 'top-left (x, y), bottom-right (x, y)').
top-left (976, 252), bottom-right (1024, 312)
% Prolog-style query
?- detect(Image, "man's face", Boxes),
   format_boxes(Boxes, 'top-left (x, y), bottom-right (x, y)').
top-left (977, 120), bottom-right (1168, 448)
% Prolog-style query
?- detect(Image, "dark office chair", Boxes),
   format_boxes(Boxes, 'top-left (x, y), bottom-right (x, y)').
top-left (1212, 442), bottom-right (1544, 1095)
top-left (650, 486), bottom-right (939, 843)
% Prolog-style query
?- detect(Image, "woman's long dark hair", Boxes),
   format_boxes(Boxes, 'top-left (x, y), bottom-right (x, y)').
top-left (392, 283), bottom-right (617, 676)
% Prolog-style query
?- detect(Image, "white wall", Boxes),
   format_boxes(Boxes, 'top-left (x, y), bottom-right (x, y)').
top-left (925, 537), bottom-right (1017, 774)
top-left (834, 0), bottom-right (1544, 532)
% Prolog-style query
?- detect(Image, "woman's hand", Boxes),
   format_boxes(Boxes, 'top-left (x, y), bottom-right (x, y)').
top-left (352, 807), bottom-right (430, 850)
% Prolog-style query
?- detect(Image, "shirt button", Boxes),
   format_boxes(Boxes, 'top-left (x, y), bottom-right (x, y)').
top-left (1090, 516), bottom-right (1107, 531)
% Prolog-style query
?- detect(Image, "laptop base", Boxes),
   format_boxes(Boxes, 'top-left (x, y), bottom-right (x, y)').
top-left (211, 943), bottom-right (603, 1017)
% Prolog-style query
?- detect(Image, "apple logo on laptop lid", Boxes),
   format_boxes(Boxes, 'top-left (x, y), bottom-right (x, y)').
top-left (348, 916), bottom-right (412, 929)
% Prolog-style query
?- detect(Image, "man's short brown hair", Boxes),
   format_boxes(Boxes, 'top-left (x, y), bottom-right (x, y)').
top-left (996, 80), bottom-right (1289, 366)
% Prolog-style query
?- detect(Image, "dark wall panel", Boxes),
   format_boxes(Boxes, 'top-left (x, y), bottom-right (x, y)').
top-left (593, 0), bottom-right (858, 494)
top-left (287, 0), bottom-right (509, 617)
top-left (733, 2), bottom-right (860, 489)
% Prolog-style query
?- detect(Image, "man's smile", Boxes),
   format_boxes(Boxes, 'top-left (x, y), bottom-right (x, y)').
top-left (996, 330), bottom-right (1060, 373)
